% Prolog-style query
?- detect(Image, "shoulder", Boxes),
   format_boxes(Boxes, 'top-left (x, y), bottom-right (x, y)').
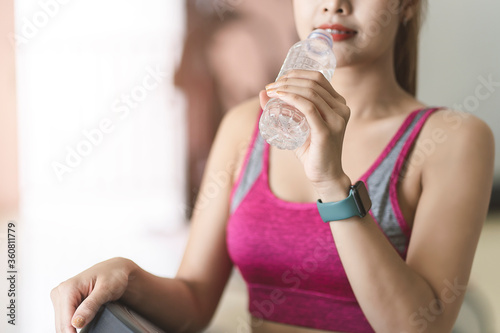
top-left (419, 108), bottom-right (495, 182)
top-left (424, 108), bottom-right (493, 135)
top-left (210, 96), bottom-right (262, 178)
top-left (216, 96), bottom-right (261, 150)
top-left (220, 96), bottom-right (261, 132)
top-left (421, 108), bottom-right (494, 154)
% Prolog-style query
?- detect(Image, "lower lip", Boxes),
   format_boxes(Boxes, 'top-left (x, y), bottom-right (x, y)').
top-left (330, 32), bottom-right (356, 42)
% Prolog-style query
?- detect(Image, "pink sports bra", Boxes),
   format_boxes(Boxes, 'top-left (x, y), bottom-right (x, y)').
top-left (226, 107), bottom-right (441, 332)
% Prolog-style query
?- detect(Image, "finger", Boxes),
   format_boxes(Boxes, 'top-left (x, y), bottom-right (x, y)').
top-left (51, 285), bottom-right (77, 333)
top-left (72, 278), bottom-right (119, 329)
top-left (266, 78), bottom-right (347, 125)
top-left (271, 90), bottom-right (330, 140)
top-left (278, 69), bottom-right (344, 101)
top-left (267, 74), bottom-right (349, 121)
top-left (259, 89), bottom-right (270, 110)
top-left (266, 81), bottom-right (333, 120)
top-left (279, 70), bottom-right (350, 123)
top-left (71, 291), bottom-right (105, 329)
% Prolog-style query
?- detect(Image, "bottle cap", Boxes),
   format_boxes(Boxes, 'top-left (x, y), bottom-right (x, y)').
top-left (308, 29), bottom-right (334, 48)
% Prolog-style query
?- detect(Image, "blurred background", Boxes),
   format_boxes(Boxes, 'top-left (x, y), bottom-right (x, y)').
top-left (0, 0), bottom-right (499, 332)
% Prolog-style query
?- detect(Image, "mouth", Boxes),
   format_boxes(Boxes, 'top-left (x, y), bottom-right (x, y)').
top-left (316, 24), bottom-right (357, 42)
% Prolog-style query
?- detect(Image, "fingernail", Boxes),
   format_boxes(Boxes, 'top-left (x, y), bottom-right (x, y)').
top-left (72, 316), bottom-right (85, 328)
top-left (266, 88), bottom-right (278, 97)
top-left (265, 83), bottom-right (276, 90)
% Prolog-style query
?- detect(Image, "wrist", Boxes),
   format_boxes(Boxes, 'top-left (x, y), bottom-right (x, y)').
top-left (117, 258), bottom-right (141, 305)
top-left (109, 257), bottom-right (137, 278)
top-left (314, 174), bottom-right (352, 202)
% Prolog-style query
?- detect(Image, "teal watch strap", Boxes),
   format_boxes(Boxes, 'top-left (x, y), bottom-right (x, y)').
top-left (316, 181), bottom-right (371, 222)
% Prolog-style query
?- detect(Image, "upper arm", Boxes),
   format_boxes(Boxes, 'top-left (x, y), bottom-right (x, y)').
top-left (175, 97), bottom-right (260, 325)
top-left (406, 110), bottom-right (495, 328)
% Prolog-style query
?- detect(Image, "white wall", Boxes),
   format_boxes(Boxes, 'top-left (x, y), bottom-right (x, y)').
top-left (13, 1), bottom-right (188, 332)
top-left (418, 0), bottom-right (500, 181)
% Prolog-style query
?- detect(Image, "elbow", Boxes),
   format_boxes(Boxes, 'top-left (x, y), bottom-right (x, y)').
top-left (175, 312), bottom-right (213, 333)
top-left (175, 279), bottom-right (218, 333)
top-left (166, 307), bottom-right (210, 333)
top-left (180, 313), bottom-right (212, 333)
top-left (386, 300), bottom-right (459, 333)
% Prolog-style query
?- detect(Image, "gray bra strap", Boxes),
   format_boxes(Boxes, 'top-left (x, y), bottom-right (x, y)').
top-left (231, 134), bottom-right (265, 214)
top-left (366, 109), bottom-right (430, 254)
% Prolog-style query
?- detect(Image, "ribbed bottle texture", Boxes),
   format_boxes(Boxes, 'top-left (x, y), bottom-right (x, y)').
top-left (259, 29), bottom-right (336, 150)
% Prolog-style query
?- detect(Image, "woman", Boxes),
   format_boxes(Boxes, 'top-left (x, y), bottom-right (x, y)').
top-left (50, 0), bottom-right (495, 332)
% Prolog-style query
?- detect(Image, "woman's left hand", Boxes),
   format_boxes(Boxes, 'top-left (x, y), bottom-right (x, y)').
top-left (259, 69), bottom-right (352, 198)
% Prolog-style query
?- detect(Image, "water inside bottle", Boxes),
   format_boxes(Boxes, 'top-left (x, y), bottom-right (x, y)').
top-left (259, 98), bottom-right (310, 150)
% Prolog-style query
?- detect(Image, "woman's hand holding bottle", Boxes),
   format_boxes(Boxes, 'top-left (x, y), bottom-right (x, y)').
top-left (259, 69), bottom-right (352, 200)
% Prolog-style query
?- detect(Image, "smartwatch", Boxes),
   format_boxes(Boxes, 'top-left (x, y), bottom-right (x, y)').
top-left (316, 181), bottom-right (372, 222)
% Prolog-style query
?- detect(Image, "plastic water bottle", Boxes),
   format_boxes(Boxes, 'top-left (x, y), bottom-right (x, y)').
top-left (259, 29), bottom-right (336, 150)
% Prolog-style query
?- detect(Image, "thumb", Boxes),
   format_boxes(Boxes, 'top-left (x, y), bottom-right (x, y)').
top-left (71, 288), bottom-right (112, 329)
top-left (259, 89), bottom-right (271, 110)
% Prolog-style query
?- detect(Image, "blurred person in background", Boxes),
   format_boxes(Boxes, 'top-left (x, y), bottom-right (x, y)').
top-left (174, 0), bottom-right (297, 216)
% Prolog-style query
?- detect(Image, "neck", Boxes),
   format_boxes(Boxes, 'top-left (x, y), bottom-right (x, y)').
top-left (330, 51), bottom-right (417, 121)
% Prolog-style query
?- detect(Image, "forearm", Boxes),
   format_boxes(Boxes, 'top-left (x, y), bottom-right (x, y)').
top-left (118, 259), bottom-right (204, 333)
top-left (329, 216), bottom-right (444, 331)
top-left (317, 183), bottom-right (451, 332)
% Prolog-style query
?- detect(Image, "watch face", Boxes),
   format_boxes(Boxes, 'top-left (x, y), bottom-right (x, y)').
top-left (352, 181), bottom-right (372, 217)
